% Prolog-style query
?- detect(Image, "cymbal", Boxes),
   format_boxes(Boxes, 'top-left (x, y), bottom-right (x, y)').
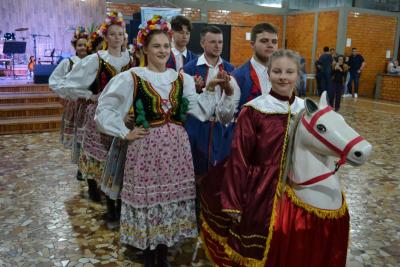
top-left (15, 28), bottom-right (29, 31)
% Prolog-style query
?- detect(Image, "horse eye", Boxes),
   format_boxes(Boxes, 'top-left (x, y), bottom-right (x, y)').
top-left (316, 124), bottom-right (327, 133)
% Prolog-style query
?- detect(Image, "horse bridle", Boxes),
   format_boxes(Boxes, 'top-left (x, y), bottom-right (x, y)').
top-left (295, 106), bottom-right (365, 186)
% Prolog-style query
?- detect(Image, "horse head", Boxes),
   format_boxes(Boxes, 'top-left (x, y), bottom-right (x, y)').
top-left (298, 91), bottom-right (372, 168)
top-left (288, 92), bottom-right (372, 209)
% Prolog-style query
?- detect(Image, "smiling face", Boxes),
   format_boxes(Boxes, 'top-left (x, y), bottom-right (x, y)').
top-left (269, 56), bottom-right (299, 97)
top-left (143, 32), bottom-right (171, 68)
top-left (75, 38), bottom-right (88, 58)
top-left (201, 32), bottom-right (223, 58)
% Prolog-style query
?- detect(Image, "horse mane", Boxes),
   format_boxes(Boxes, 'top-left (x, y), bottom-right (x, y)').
top-left (281, 108), bottom-right (305, 194)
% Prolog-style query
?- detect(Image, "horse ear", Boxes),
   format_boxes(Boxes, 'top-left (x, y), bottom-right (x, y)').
top-left (304, 97), bottom-right (319, 115)
top-left (319, 91), bottom-right (328, 108)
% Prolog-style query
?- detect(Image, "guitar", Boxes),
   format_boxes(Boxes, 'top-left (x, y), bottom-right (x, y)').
top-left (28, 56), bottom-right (35, 72)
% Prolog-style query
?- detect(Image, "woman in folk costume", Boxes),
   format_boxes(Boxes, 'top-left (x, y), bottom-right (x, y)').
top-left (200, 50), bottom-right (306, 266)
top-left (95, 15), bottom-right (233, 266)
top-left (49, 26), bottom-right (89, 180)
top-left (60, 11), bottom-right (132, 210)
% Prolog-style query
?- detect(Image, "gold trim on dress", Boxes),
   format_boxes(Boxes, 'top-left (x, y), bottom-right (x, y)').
top-left (200, 104), bottom-right (293, 267)
top-left (285, 186), bottom-right (348, 219)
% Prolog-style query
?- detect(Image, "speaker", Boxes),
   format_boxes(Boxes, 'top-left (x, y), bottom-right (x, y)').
top-left (33, 64), bottom-right (57, 84)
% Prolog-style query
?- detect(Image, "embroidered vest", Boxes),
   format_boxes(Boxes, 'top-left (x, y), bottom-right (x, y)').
top-left (89, 53), bottom-right (131, 95)
top-left (131, 72), bottom-right (187, 127)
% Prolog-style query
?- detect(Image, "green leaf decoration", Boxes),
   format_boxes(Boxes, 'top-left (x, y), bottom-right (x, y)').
top-left (179, 97), bottom-right (189, 121)
top-left (135, 99), bottom-right (150, 129)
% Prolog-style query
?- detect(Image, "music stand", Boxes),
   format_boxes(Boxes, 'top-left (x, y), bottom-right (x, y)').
top-left (3, 41), bottom-right (27, 78)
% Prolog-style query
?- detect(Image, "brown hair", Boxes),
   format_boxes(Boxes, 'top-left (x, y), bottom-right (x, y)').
top-left (251, 23), bottom-right (278, 42)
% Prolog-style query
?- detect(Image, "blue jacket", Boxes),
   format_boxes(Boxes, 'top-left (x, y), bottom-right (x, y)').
top-left (231, 61), bottom-right (263, 110)
top-left (182, 57), bottom-right (235, 175)
top-left (166, 49), bottom-right (198, 71)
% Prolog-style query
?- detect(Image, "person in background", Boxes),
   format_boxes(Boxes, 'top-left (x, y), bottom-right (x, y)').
top-left (316, 46), bottom-right (333, 96)
top-left (387, 59), bottom-right (400, 75)
top-left (166, 15), bottom-right (198, 71)
top-left (330, 54), bottom-right (348, 111)
top-left (49, 26), bottom-right (89, 181)
top-left (330, 47), bottom-right (338, 63)
top-left (60, 12), bottom-right (132, 226)
top-left (183, 25), bottom-right (235, 177)
top-left (298, 56), bottom-right (307, 97)
top-left (228, 23), bottom-right (278, 113)
top-left (342, 55), bottom-right (351, 97)
top-left (347, 47), bottom-right (366, 98)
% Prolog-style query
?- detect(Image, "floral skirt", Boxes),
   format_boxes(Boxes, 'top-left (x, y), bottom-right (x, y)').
top-left (81, 103), bottom-right (113, 161)
top-left (100, 137), bottom-right (128, 200)
top-left (78, 148), bottom-right (106, 183)
top-left (71, 101), bottom-right (89, 164)
top-left (120, 123), bottom-right (198, 249)
top-left (120, 200), bottom-right (198, 250)
top-left (60, 100), bottom-right (77, 149)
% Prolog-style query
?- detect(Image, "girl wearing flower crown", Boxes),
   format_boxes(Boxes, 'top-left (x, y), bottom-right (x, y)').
top-left (49, 26), bottom-right (89, 180)
top-left (95, 15), bottom-right (234, 266)
top-left (59, 12), bottom-right (133, 220)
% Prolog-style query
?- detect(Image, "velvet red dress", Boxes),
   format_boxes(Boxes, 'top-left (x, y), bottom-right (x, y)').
top-left (200, 93), bottom-right (349, 267)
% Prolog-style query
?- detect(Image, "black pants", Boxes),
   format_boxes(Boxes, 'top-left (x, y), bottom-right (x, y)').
top-left (320, 72), bottom-right (332, 95)
top-left (328, 81), bottom-right (344, 111)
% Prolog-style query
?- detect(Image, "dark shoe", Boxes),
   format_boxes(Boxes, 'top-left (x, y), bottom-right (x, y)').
top-left (156, 244), bottom-right (170, 267)
top-left (76, 170), bottom-right (84, 181)
top-left (144, 248), bottom-right (156, 267)
top-left (106, 196), bottom-right (117, 221)
top-left (87, 179), bottom-right (101, 202)
top-left (115, 199), bottom-right (122, 220)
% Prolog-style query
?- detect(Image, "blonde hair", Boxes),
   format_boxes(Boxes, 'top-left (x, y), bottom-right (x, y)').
top-left (267, 49), bottom-right (302, 76)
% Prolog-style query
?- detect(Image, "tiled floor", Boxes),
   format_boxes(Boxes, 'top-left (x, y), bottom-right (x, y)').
top-left (0, 97), bottom-right (399, 267)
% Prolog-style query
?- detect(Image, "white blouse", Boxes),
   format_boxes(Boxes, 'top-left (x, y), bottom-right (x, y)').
top-left (95, 67), bottom-right (233, 139)
top-left (49, 56), bottom-right (81, 99)
top-left (217, 57), bottom-right (272, 124)
top-left (59, 50), bottom-right (131, 100)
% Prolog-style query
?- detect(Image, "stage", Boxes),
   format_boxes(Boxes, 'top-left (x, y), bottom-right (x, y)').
top-left (0, 77), bottom-right (63, 135)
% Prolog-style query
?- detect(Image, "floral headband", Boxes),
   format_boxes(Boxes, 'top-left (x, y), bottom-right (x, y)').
top-left (136, 15), bottom-right (171, 48)
top-left (98, 11), bottom-right (126, 37)
top-left (71, 26), bottom-right (89, 43)
top-left (86, 28), bottom-right (104, 53)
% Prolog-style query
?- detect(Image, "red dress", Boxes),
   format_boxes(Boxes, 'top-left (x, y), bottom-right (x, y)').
top-left (200, 93), bottom-right (349, 267)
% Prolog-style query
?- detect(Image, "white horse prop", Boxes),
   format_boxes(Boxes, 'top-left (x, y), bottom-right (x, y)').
top-left (199, 92), bottom-right (372, 267)
top-left (269, 92), bottom-right (373, 267)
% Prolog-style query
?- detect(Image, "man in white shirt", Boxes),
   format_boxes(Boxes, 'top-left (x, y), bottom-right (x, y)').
top-left (183, 25), bottom-right (235, 176)
top-left (166, 15), bottom-right (198, 71)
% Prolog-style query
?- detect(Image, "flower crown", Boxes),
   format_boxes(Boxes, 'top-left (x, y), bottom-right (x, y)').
top-left (71, 26), bottom-right (89, 43)
top-left (98, 11), bottom-right (126, 37)
top-left (136, 15), bottom-right (171, 48)
top-left (87, 27), bottom-right (104, 53)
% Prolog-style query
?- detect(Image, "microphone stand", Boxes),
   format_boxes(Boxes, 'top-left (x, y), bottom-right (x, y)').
top-left (30, 34), bottom-right (50, 64)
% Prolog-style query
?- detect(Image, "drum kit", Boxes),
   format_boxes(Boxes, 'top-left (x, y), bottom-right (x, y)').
top-left (1, 27), bottom-right (50, 79)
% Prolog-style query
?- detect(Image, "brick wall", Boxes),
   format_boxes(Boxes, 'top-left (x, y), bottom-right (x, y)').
top-left (346, 12), bottom-right (397, 97)
top-left (208, 10), bottom-right (283, 67)
top-left (316, 11), bottom-right (339, 58)
top-left (381, 75), bottom-right (400, 102)
top-left (286, 14), bottom-right (315, 73)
